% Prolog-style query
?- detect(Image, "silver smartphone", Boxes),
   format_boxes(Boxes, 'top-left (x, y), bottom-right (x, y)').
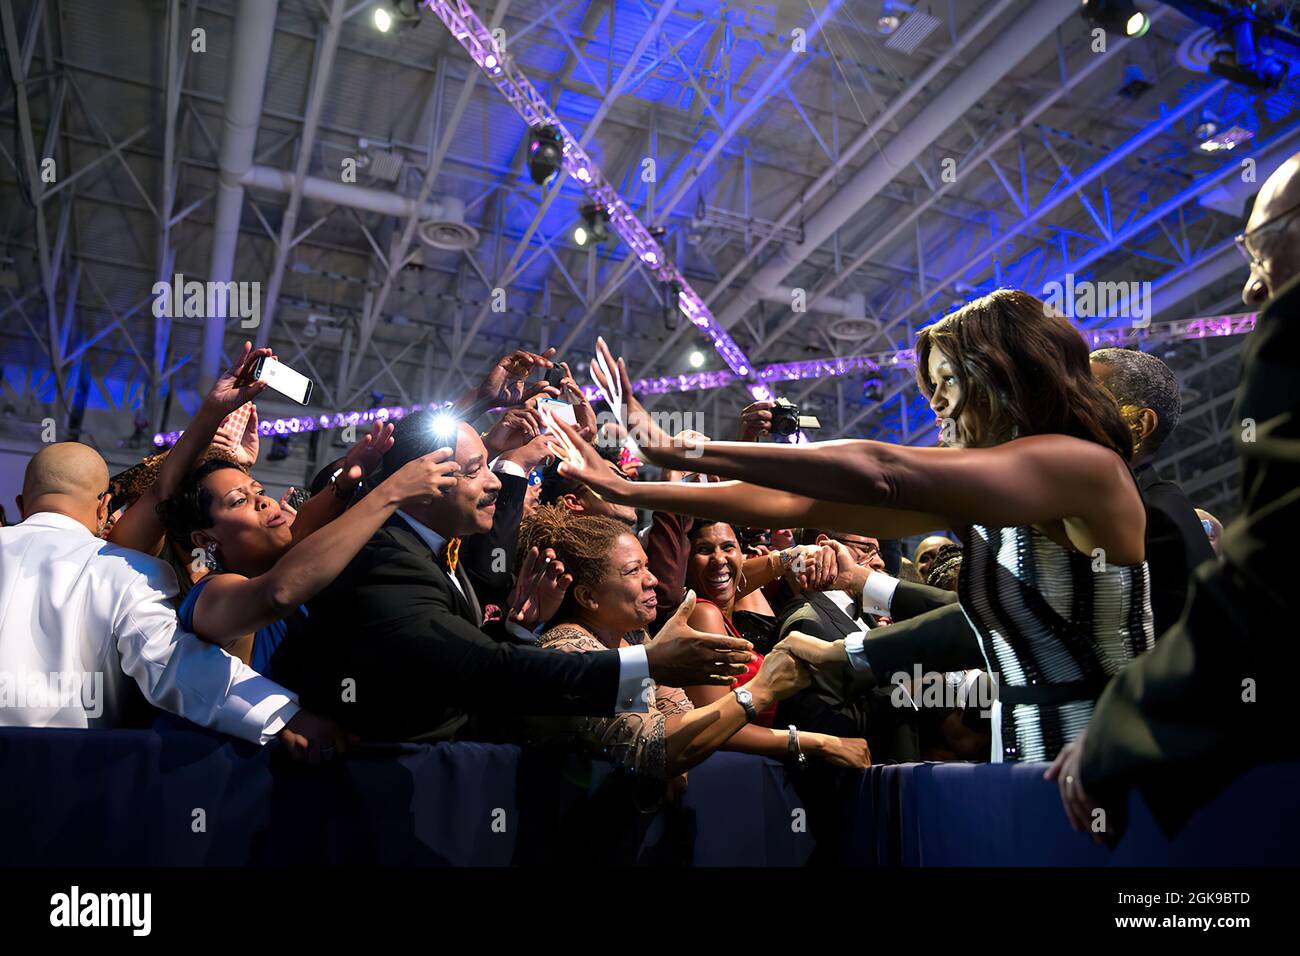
top-left (253, 356), bottom-right (314, 405)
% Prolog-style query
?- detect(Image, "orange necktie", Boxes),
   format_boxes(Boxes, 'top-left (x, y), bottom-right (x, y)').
top-left (442, 537), bottom-right (462, 574)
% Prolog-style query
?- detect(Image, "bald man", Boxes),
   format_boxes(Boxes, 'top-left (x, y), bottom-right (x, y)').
top-left (0, 442), bottom-right (339, 758)
top-left (1240, 150), bottom-right (1300, 307)
top-left (1051, 152), bottom-right (1300, 843)
top-left (912, 535), bottom-right (952, 583)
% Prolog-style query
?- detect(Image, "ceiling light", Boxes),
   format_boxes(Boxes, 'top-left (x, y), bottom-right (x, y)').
top-left (689, 350), bottom-right (706, 369)
top-left (527, 125), bottom-right (564, 186)
top-left (373, 7), bottom-right (392, 32)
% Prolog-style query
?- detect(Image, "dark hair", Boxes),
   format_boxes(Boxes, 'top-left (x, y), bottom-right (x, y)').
top-left (156, 459), bottom-right (246, 549)
top-left (539, 457), bottom-right (582, 506)
top-left (378, 409), bottom-right (458, 484)
top-left (1089, 347), bottom-right (1182, 453)
top-left (687, 519), bottom-right (733, 543)
top-left (915, 289), bottom-right (1133, 460)
top-left (518, 504), bottom-right (639, 622)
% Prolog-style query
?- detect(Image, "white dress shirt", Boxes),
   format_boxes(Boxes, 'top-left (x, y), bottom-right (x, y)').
top-left (0, 512), bottom-right (299, 743)
top-left (393, 511), bottom-right (651, 714)
top-left (843, 570), bottom-right (902, 672)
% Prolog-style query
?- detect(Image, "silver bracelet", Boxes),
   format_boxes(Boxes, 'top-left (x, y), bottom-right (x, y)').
top-left (788, 725), bottom-right (807, 769)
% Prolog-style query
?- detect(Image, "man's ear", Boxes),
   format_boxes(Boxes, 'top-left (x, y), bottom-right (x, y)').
top-left (561, 493), bottom-right (584, 514)
top-left (15, 494), bottom-right (25, 520)
top-left (1134, 408), bottom-right (1159, 446)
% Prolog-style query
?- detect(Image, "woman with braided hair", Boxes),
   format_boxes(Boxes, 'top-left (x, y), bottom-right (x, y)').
top-left (518, 504), bottom-right (810, 783)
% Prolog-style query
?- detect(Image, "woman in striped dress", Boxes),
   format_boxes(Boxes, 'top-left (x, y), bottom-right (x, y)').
top-left (546, 292), bottom-right (1154, 763)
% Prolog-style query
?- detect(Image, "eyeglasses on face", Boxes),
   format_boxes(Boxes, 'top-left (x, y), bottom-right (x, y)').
top-left (1234, 199), bottom-right (1300, 269)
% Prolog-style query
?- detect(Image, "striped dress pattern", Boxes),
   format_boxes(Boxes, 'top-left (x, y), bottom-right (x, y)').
top-left (958, 524), bottom-right (1154, 763)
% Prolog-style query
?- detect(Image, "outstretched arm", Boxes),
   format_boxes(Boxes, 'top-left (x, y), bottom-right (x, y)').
top-left (110, 342), bottom-right (270, 553)
top-left (588, 339), bottom-right (1144, 557)
top-left (191, 450), bottom-right (458, 643)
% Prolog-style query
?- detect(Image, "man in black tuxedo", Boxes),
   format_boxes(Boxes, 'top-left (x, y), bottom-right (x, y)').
top-left (1049, 150), bottom-right (1300, 842)
top-left (1090, 347), bottom-right (1215, 635)
top-left (277, 410), bottom-right (756, 741)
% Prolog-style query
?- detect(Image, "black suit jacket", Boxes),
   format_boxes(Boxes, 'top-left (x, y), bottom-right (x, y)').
top-left (278, 515), bottom-right (621, 741)
top-left (1081, 272), bottom-right (1300, 834)
top-left (776, 591), bottom-right (920, 761)
top-left (846, 580), bottom-right (978, 695)
top-left (1133, 461), bottom-right (1216, 635)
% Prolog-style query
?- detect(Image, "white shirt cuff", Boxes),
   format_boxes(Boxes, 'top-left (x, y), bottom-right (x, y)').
top-left (614, 645), bottom-right (652, 713)
top-left (504, 618), bottom-right (543, 645)
top-left (861, 571), bottom-right (900, 617)
top-left (843, 629), bottom-right (872, 674)
top-left (491, 458), bottom-right (528, 479)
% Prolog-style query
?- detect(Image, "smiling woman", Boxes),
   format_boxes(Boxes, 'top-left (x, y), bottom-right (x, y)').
top-left (157, 444), bottom-right (460, 673)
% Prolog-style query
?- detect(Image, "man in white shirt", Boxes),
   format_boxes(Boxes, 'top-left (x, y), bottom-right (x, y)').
top-left (0, 442), bottom-right (342, 759)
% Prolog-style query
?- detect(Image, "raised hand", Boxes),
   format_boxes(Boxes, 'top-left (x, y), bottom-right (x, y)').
top-left (342, 421), bottom-right (396, 482)
top-left (212, 402), bottom-right (261, 467)
top-left (206, 341), bottom-right (271, 417)
top-left (508, 546), bottom-right (573, 630)
top-left (556, 361), bottom-right (598, 440)
top-left (592, 336), bottom-right (700, 464)
top-left (737, 400), bottom-right (776, 442)
top-left (542, 413), bottom-right (632, 504)
top-left (483, 405), bottom-right (545, 458)
top-left (382, 448), bottom-right (460, 507)
top-left (643, 590), bottom-right (756, 687)
top-left (478, 347), bottom-right (559, 408)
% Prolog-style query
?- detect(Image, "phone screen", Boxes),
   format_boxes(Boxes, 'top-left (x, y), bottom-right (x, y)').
top-left (255, 357), bottom-right (314, 405)
top-left (537, 396), bottom-right (578, 432)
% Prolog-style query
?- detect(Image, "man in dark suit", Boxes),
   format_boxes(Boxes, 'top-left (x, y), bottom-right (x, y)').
top-left (773, 534), bottom-right (972, 759)
top-left (1090, 347), bottom-right (1216, 635)
top-left (277, 410), bottom-right (757, 741)
top-left (1049, 151), bottom-right (1300, 841)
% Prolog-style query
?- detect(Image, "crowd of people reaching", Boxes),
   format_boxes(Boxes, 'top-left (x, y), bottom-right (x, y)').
top-left (1, 150), bottom-right (1298, 851)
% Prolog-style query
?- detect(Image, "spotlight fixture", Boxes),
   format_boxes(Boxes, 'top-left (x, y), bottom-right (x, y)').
top-left (573, 202), bottom-right (610, 247)
top-left (372, 0), bottom-right (421, 34)
top-left (527, 125), bottom-right (564, 186)
top-left (1080, 0), bottom-right (1150, 39)
top-left (688, 350), bottom-right (706, 369)
top-left (877, 14), bottom-right (900, 35)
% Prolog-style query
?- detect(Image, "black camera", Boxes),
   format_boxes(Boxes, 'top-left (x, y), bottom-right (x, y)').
top-left (770, 397), bottom-right (808, 437)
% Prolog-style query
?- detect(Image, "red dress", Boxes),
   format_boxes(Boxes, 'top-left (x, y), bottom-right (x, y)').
top-left (695, 598), bottom-right (777, 727)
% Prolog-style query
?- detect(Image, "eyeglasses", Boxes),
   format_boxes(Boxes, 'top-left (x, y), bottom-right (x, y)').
top-left (1234, 199), bottom-right (1300, 270)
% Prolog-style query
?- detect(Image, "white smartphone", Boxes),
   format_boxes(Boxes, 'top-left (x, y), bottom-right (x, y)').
top-left (253, 356), bottom-right (314, 405)
top-left (537, 396), bottom-right (578, 432)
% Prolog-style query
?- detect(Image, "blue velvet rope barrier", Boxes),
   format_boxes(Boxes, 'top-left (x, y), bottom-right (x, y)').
top-left (840, 760), bottom-right (1300, 866)
top-left (2, 725), bottom-right (1294, 866)
top-left (0, 726), bottom-right (815, 866)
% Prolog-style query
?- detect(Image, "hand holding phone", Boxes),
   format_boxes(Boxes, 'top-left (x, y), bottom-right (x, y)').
top-left (253, 356), bottom-right (315, 405)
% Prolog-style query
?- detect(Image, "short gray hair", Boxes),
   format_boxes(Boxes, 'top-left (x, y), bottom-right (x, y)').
top-left (1090, 347), bottom-right (1182, 452)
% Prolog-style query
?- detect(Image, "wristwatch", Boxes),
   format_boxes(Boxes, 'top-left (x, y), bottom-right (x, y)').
top-left (733, 687), bottom-right (757, 722)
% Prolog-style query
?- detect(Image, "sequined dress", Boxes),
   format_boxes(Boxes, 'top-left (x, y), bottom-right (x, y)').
top-left (958, 523), bottom-right (1154, 763)
top-left (527, 623), bottom-right (694, 779)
